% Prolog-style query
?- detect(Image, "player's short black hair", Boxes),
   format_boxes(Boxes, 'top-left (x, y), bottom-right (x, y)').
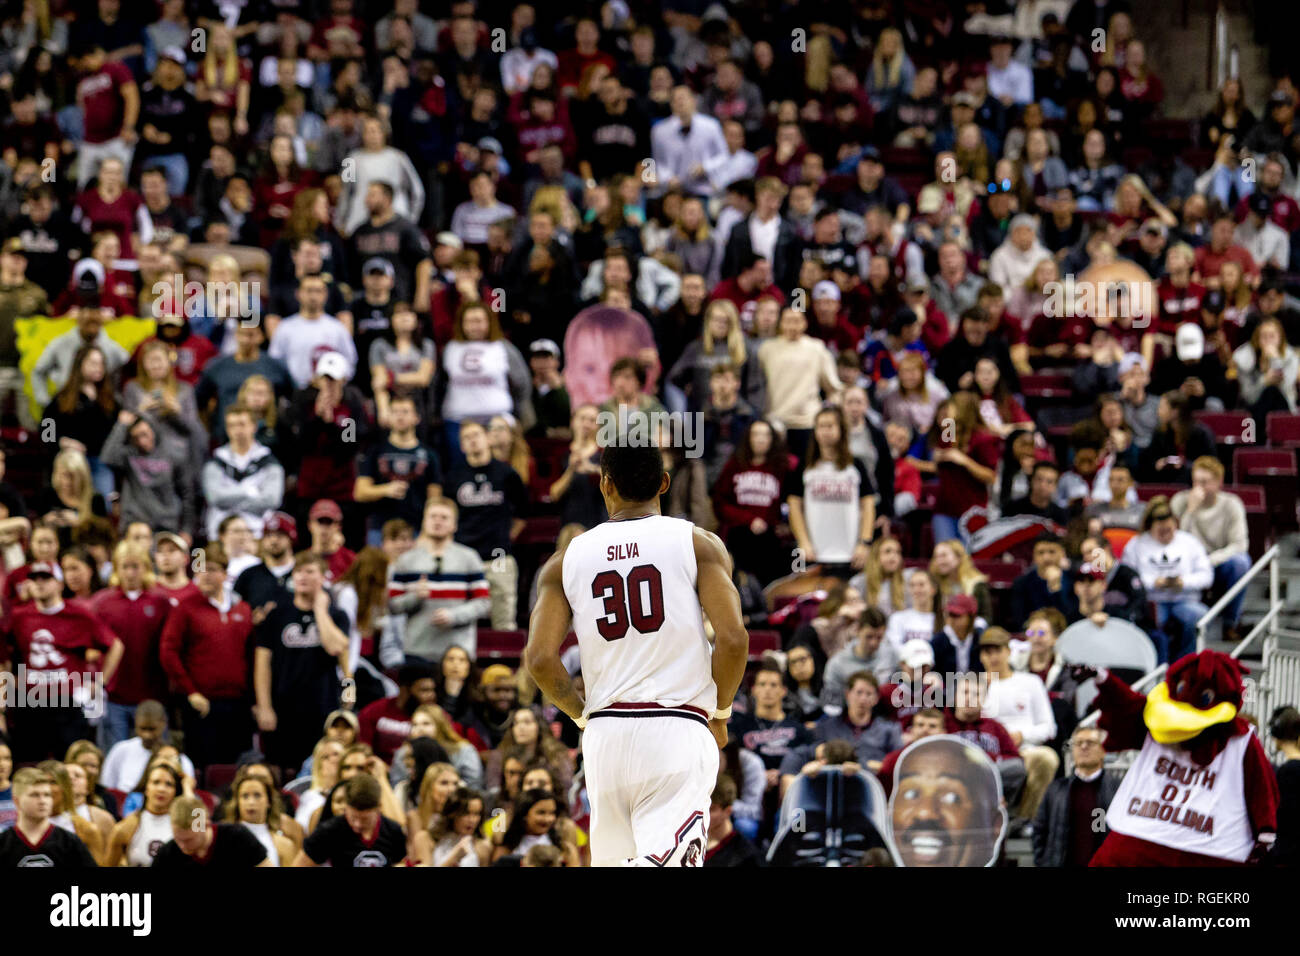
top-left (599, 442), bottom-right (665, 503)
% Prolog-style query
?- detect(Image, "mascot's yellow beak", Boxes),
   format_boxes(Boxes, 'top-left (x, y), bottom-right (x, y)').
top-left (1144, 681), bottom-right (1237, 744)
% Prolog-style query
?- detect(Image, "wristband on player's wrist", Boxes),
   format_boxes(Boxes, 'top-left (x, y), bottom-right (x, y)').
top-left (711, 705), bottom-right (732, 721)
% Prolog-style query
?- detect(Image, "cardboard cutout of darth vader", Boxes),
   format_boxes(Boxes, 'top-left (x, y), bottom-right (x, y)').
top-left (888, 735), bottom-right (1009, 867)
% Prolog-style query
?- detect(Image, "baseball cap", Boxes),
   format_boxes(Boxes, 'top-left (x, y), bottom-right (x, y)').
top-left (812, 280), bottom-right (841, 302)
top-left (1269, 89), bottom-right (1294, 107)
top-left (904, 274), bottom-right (929, 293)
top-left (153, 531), bottom-right (187, 552)
top-left (952, 91), bottom-right (978, 108)
top-left (435, 231), bottom-right (464, 250)
top-left (159, 46), bottom-right (187, 66)
top-left (1140, 217), bottom-right (1167, 237)
top-left (1, 237), bottom-right (26, 256)
top-left (476, 136), bottom-right (504, 155)
top-left (324, 709), bottom-right (360, 733)
top-left (901, 639), bottom-right (935, 670)
top-left (945, 593), bottom-right (978, 618)
top-left (481, 663), bottom-right (514, 686)
top-left (73, 258), bottom-right (106, 288)
top-left (314, 351), bottom-right (350, 381)
top-left (529, 338), bottom-right (561, 359)
top-left (1009, 213), bottom-right (1038, 233)
top-left (888, 306), bottom-right (921, 337)
top-left (1202, 288), bottom-right (1226, 314)
top-left (1117, 352), bottom-right (1145, 376)
top-left (1249, 191), bottom-right (1273, 216)
top-left (309, 499), bottom-right (344, 523)
top-left (858, 145), bottom-right (882, 162)
top-left (979, 628), bottom-right (1011, 649)
top-left (916, 187), bottom-right (943, 214)
top-left (1077, 561), bottom-right (1108, 581)
top-left (263, 511), bottom-right (298, 543)
top-left (26, 561), bottom-right (56, 578)
top-left (1175, 322), bottom-right (1205, 362)
top-left (363, 257), bottom-right (395, 278)
top-left (158, 313), bottom-right (185, 326)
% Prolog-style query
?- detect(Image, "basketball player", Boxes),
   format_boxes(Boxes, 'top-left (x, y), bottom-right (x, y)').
top-left (526, 441), bottom-right (749, 867)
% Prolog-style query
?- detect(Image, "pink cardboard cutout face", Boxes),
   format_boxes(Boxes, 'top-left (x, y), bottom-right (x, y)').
top-left (562, 304), bottom-right (660, 407)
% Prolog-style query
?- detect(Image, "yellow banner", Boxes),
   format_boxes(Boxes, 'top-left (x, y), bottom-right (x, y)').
top-left (15, 317), bottom-right (158, 424)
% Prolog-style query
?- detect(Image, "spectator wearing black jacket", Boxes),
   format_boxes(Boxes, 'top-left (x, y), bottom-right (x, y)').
top-left (704, 775), bottom-right (763, 867)
top-left (1070, 535), bottom-right (1153, 633)
top-left (1005, 461), bottom-right (1071, 526)
top-left (1137, 392), bottom-right (1216, 484)
top-left (721, 177), bottom-right (803, 292)
top-left (1031, 726), bottom-right (1121, 867)
top-left (934, 306), bottom-right (1021, 395)
top-left (1009, 533), bottom-right (1077, 630)
top-left (1149, 323), bottom-right (1234, 412)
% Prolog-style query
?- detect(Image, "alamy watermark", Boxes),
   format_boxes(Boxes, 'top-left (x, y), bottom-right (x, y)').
top-left (1043, 275), bottom-right (1156, 326)
top-left (151, 274), bottom-right (261, 325)
top-left (0, 666), bottom-right (105, 718)
top-left (597, 407), bottom-right (703, 459)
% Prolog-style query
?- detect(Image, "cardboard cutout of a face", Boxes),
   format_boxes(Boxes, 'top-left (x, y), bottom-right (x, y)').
top-left (888, 735), bottom-right (1008, 867)
top-left (562, 304), bottom-right (659, 407)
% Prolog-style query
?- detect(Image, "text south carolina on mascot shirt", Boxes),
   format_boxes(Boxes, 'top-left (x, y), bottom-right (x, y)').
top-left (1105, 733), bottom-right (1255, 861)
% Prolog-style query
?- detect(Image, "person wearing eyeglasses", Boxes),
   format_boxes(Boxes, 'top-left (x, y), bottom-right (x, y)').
top-left (1019, 607), bottom-right (1082, 746)
top-left (1031, 727), bottom-right (1119, 867)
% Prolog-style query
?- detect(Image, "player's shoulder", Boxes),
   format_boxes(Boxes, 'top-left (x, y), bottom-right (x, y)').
top-left (691, 524), bottom-right (729, 563)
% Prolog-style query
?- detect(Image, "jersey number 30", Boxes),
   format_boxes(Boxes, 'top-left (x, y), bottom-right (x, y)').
top-left (590, 565), bottom-right (665, 641)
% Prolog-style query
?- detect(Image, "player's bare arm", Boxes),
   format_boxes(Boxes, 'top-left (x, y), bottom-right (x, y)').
top-left (694, 527), bottom-right (749, 748)
top-left (524, 546), bottom-right (585, 723)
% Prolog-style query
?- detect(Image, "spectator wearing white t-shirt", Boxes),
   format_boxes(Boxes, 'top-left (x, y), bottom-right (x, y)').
top-left (884, 571), bottom-right (939, 655)
top-left (268, 274), bottom-right (358, 388)
top-left (978, 628), bottom-right (1059, 826)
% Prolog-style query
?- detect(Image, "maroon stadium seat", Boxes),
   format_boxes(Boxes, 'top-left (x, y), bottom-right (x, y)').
top-left (204, 764), bottom-right (239, 793)
top-left (1194, 410), bottom-right (1256, 447)
top-left (973, 560), bottom-right (1026, 588)
top-left (1233, 448), bottom-right (1297, 484)
top-left (1134, 483), bottom-right (1189, 501)
top-left (1267, 412), bottom-right (1300, 447)
top-left (1020, 373), bottom-right (1072, 400)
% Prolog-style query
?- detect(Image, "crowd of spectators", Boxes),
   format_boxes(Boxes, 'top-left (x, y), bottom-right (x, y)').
top-left (0, 0), bottom-right (1298, 868)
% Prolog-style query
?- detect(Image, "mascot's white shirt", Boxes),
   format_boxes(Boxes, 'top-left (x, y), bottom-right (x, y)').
top-left (1106, 732), bottom-right (1254, 861)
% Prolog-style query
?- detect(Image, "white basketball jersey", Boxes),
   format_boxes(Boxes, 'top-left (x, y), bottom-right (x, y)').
top-left (1105, 731), bottom-right (1254, 861)
top-left (562, 515), bottom-right (716, 718)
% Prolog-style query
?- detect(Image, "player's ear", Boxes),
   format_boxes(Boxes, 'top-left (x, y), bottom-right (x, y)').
top-left (658, 469), bottom-right (671, 495)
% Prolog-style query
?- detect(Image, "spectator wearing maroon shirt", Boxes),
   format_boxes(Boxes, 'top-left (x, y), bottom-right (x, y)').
top-left (930, 391), bottom-right (1000, 546)
top-left (1233, 155), bottom-right (1300, 233)
top-left (72, 43), bottom-right (139, 192)
top-left (130, 313), bottom-right (219, 388)
top-left (709, 253), bottom-right (786, 334)
top-left (307, 500), bottom-right (357, 585)
top-left (253, 134), bottom-right (318, 250)
top-left (1, 562), bottom-right (123, 762)
top-left (876, 707), bottom-right (947, 796)
top-left (555, 19), bottom-right (616, 94)
top-left (153, 531), bottom-right (200, 605)
top-left (287, 364), bottom-right (372, 539)
top-left (1155, 243), bottom-right (1206, 338)
top-left (90, 542), bottom-right (171, 752)
top-left (160, 543), bottom-right (258, 771)
top-left (1194, 214), bottom-right (1259, 283)
top-left (356, 662), bottom-right (439, 764)
top-left (947, 672), bottom-right (1028, 807)
top-left (72, 157), bottom-right (149, 262)
top-left (711, 419), bottom-right (791, 585)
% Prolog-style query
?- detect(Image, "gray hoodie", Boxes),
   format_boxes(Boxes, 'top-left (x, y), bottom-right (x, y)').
top-left (100, 415), bottom-right (196, 535)
top-left (201, 441), bottom-right (286, 540)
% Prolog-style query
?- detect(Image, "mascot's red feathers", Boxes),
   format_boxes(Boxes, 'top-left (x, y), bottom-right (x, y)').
top-left (1088, 650), bottom-right (1279, 867)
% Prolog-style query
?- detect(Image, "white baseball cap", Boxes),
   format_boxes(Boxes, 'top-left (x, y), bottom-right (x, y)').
top-left (314, 351), bottom-right (351, 381)
top-left (813, 280), bottom-right (841, 302)
top-left (901, 639), bottom-right (935, 670)
top-left (1175, 323), bottom-right (1205, 362)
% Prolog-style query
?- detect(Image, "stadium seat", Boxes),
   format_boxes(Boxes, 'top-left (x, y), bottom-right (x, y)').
top-left (1134, 484), bottom-right (1190, 502)
top-left (1266, 412), bottom-right (1300, 447)
top-left (1232, 448), bottom-right (1297, 483)
top-left (1019, 373), bottom-right (1073, 401)
top-left (204, 764), bottom-right (240, 793)
top-left (766, 767), bottom-right (896, 867)
top-left (1057, 618), bottom-right (1159, 717)
top-left (195, 789), bottom-right (218, 814)
top-left (973, 560), bottom-right (1025, 589)
top-left (1194, 410), bottom-right (1256, 447)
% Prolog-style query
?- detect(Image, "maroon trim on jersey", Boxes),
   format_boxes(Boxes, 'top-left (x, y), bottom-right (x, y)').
top-left (590, 702), bottom-right (710, 726)
top-left (606, 513), bottom-right (657, 523)
top-left (14, 823), bottom-right (53, 850)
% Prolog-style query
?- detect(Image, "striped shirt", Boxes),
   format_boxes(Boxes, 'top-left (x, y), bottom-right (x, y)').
top-left (385, 542), bottom-right (490, 662)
